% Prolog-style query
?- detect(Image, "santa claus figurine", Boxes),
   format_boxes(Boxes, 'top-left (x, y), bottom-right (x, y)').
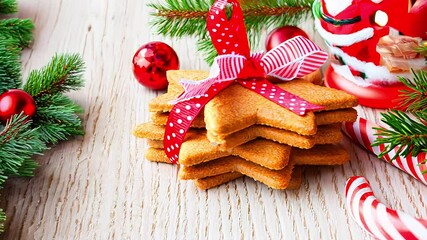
top-left (314, 0), bottom-right (427, 108)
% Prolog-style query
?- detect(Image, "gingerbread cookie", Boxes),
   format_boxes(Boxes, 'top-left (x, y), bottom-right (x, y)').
top-left (135, 122), bottom-right (291, 169)
top-left (194, 167), bottom-right (303, 190)
top-left (134, 121), bottom-right (343, 151)
top-left (149, 108), bottom-right (357, 130)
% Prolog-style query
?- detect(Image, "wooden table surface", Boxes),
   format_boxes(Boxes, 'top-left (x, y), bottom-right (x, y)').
top-left (1, 0), bottom-right (426, 239)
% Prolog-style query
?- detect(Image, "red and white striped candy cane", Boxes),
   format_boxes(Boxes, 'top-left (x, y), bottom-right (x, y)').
top-left (346, 176), bottom-right (427, 240)
top-left (343, 117), bottom-right (427, 186)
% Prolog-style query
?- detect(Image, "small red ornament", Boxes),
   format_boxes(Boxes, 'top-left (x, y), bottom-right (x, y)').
top-left (132, 41), bottom-right (180, 90)
top-left (0, 89), bottom-right (37, 123)
top-left (265, 26), bottom-right (309, 51)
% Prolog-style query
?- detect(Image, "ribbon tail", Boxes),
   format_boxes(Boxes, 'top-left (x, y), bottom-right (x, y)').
top-left (237, 78), bottom-right (324, 116)
top-left (164, 81), bottom-right (233, 163)
top-left (171, 77), bottom-right (218, 104)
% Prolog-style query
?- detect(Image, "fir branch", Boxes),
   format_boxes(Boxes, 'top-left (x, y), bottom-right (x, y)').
top-left (149, 0), bottom-right (312, 37)
top-left (0, 114), bottom-right (46, 178)
top-left (398, 70), bottom-right (427, 112)
top-left (0, 18), bottom-right (34, 48)
top-left (417, 44), bottom-right (427, 57)
top-left (0, 169), bottom-right (6, 186)
top-left (148, 0), bottom-right (212, 38)
top-left (0, 0), bottom-right (17, 14)
top-left (197, 38), bottom-right (217, 65)
top-left (24, 54), bottom-right (85, 98)
top-left (33, 94), bottom-right (84, 144)
top-left (149, 0), bottom-right (314, 64)
top-left (16, 157), bottom-right (39, 177)
top-left (0, 39), bottom-right (21, 92)
top-left (243, 0), bottom-right (313, 38)
top-left (373, 110), bottom-right (427, 160)
top-left (0, 208), bottom-right (4, 233)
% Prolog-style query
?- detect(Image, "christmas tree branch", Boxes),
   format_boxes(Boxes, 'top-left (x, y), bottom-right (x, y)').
top-left (0, 18), bottom-right (34, 48)
top-left (24, 54), bottom-right (85, 98)
top-left (149, 0), bottom-right (314, 64)
top-left (398, 70), bottom-right (427, 113)
top-left (0, 208), bottom-right (4, 233)
top-left (417, 44), bottom-right (427, 57)
top-left (148, 0), bottom-right (212, 38)
top-left (242, 0), bottom-right (313, 34)
top-left (373, 67), bottom-right (427, 166)
top-left (0, 170), bottom-right (6, 186)
top-left (373, 110), bottom-right (427, 163)
top-left (23, 54), bottom-right (85, 144)
top-left (34, 94), bottom-right (84, 144)
top-left (0, 0), bottom-right (17, 14)
top-left (0, 0), bottom-right (86, 234)
top-left (0, 39), bottom-right (22, 92)
top-left (0, 114), bottom-right (46, 178)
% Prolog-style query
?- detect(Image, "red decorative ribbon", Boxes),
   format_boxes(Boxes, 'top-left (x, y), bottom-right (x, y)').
top-left (164, 0), bottom-right (328, 164)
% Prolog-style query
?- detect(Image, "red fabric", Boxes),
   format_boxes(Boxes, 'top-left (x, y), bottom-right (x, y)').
top-left (163, 0), bottom-right (327, 163)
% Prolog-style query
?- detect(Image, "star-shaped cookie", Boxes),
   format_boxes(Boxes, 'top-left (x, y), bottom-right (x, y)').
top-left (204, 79), bottom-right (358, 137)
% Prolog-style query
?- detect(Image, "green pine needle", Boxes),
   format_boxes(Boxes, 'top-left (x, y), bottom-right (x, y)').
top-left (0, 39), bottom-right (22, 92)
top-left (0, 18), bottom-right (34, 48)
top-left (148, 0), bottom-right (212, 38)
top-left (24, 54), bottom-right (85, 98)
top-left (373, 110), bottom-right (427, 160)
top-left (0, 169), bottom-right (6, 186)
top-left (0, 0), bottom-right (17, 14)
top-left (34, 94), bottom-right (84, 144)
top-left (0, 3), bottom-right (86, 232)
top-left (197, 38), bottom-right (217, 65)
top-left (243, 0), bottom-right (313, 40)
top-left (148, 0), bottom-right (314, 64)
top-left (16, 157), bottom-right (40, 177)
top-left (416, 44), bottom-right (427, 57)
top-left (0, 208), bottom-right (5, 233)
top-left (398, 70), bottom-right (427, 112)
top-left (373, 68), bottom-right (427, 171)
top-left (0, 114), bottom-right (46, 178)
top-left (24, 54), bottom-right (86, 144)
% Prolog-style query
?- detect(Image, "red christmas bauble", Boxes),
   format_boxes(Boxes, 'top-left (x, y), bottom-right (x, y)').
top-left (0, 89), bottom-right (37, 123)
top-left (265, 26), bottom-right (309, 51)
top-left (132, 41), bottom-right (180, 90)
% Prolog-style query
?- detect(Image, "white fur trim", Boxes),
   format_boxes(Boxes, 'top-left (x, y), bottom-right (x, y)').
top-left (323, 0), bottom-right (353, 16)
top-left (371, 0), bottom-right (383, 3)
top-left (329, 46), bottom-right (399, 84)
top-left (315, 19), bottom-right (374, 47)
top-left (331, 63), bottom-right (372, 87)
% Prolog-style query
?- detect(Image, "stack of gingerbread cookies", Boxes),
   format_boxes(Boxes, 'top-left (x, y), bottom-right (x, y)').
top-left (134, 70), bottom-right (358, 190)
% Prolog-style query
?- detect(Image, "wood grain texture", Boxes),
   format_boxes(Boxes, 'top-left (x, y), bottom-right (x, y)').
top-left (1, 0), bottom-right (426, 239)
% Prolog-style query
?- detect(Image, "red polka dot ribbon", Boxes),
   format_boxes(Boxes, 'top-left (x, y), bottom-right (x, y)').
top-left (164, 0), bottom-right (328, 164)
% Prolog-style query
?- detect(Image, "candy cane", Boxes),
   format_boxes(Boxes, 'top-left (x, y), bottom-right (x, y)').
top-left (343, 118), bottom-right (427, 186)
top-left (346, 176), bottom-right (427, 240)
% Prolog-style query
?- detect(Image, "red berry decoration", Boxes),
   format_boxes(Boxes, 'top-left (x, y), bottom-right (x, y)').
top-left (0, 89), bottom-right (37, 123)
top-left (132, 41), bottom-right (180, 90)
top-left (266, 26), bottom-right (309, 51)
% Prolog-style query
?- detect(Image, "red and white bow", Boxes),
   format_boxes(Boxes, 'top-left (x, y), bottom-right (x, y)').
top-left (164, 0), bottom-right (328, 164)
